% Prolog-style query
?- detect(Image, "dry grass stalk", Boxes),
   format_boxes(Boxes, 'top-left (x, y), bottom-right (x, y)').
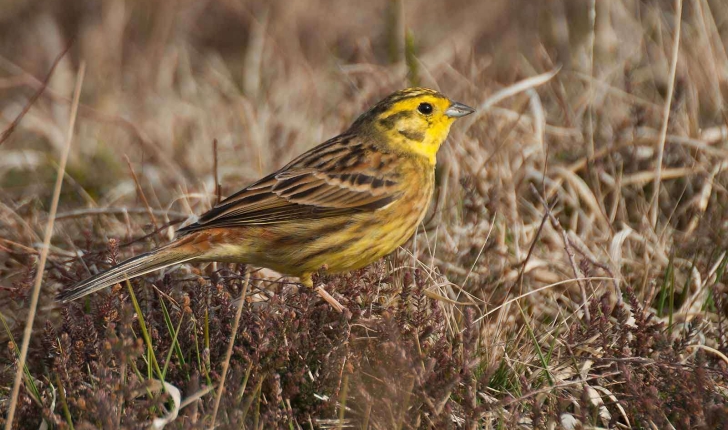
top-left (4, 62), bottom-right (85, 429)
top-left (1, 1), bottom-right (727, 428)
top-left (650, 0), bottom-right (684, 227)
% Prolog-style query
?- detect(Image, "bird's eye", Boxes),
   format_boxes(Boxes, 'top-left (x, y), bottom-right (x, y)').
top-left (417, 102), bottom-right (433, 115)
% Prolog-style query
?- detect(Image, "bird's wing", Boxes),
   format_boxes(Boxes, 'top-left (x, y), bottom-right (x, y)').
top-left (178, 135), bottom-right (401, 233)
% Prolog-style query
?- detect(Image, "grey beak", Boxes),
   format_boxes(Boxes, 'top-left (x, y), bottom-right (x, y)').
top-left (445, 101), bottom-right (475, 118)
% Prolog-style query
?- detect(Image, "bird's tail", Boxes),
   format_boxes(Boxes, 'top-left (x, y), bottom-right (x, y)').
top-left (56, 246), bottom-right (196, 303)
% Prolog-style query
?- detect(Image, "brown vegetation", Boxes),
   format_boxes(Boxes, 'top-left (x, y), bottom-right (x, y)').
top-left (1, 0), bottom-right (727, 428)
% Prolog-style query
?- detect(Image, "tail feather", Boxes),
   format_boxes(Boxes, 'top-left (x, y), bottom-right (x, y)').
top-left (56, 249), bottom-right (196, 303)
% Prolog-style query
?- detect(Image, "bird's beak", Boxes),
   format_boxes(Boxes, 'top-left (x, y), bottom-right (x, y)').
top-left (445, 101), bottom-right (475, 118)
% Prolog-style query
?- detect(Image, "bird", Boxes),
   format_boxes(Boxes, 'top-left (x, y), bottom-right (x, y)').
top-left (56, 87), bottom-right (474, 304)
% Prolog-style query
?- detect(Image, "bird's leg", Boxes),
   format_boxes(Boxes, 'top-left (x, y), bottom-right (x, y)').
top-left (301, 273), bottom-right (344, 313)
top-left (300, 273), bottom-right (314, 289)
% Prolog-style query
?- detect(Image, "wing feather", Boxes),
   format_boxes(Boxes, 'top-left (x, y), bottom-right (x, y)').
top-left (178, 135), bottom-right (401, 234)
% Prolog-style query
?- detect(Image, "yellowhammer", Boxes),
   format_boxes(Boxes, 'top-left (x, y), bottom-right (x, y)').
top-left (56, 87), bottom-right (474, 304)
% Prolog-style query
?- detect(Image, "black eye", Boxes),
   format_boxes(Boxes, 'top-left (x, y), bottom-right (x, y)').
top-left (417, 102), bottom-right (433, 115)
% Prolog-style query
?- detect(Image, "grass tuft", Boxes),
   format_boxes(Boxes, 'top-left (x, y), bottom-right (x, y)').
top-left (2, 0), bottom-right (728, 428)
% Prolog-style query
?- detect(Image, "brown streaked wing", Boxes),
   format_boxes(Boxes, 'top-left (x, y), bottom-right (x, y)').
top-left (178, 134), bottom-right (401, 233)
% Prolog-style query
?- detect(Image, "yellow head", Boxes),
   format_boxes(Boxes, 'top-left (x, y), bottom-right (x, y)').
top-left (352, 88), bottom-right (474, 164)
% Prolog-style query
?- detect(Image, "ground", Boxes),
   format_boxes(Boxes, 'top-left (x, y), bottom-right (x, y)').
top-left (1, 0), bottom-right (728, 428)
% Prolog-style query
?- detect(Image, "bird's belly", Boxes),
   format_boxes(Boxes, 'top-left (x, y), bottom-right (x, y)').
top-left (208, 186), bottom-right (432, 278)
top-left (299, 198), bottom-right (429, 274)
top-left (311, 217), bottom-right (416, 273)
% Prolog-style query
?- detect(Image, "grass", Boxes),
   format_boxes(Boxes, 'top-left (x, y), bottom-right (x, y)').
top-left (1, 0), bottom-right (728, 428)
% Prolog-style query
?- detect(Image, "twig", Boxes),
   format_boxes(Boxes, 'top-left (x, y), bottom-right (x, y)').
top-left (684, 344), bottom-right (728, 366)
top-left (179, 385), bottom-right (215, 409)
top-left (514, 207), bottom-right (551, 297)
top-left (650, 0), bottom-right (683, 227)
top-left (0, 40), bottom-right (74, 146)
top-left (474, 277), bottom-right (616, 326)
top-left (213, 138), bottom-right (221, 205)
top-left (124, 155), bottom-right (160, 235)
top-left (50, 218), bottom-right (185, 270)
top-left (568, 238), bottom-right (622, 305)
top-left (117, 218), bottom-right (185, 248)
top-left (54, 207), bottom-right (188, 220)
top-left (210, 270), bottom-right (251, 428)
top-left (530, 183), bottom-right (591, 321)
top-left (315, 285), bottom-right (345, 313)
top-left (0, 238), bottom-right (37, 254)
top-left (4, 62), bottom-right (85, 429)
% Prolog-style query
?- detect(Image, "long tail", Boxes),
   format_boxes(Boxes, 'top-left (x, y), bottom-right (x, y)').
top-left (56, 247), bottom-right (197, 303)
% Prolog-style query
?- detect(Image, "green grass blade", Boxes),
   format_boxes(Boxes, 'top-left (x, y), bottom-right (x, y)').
top-left (125, 278), bottom-right (164, 383)
top-left (517, 303), bottom-right (553, 386)
top-left (0, 310), bottom-right (42, 404)
top-left (158, 296), bottom-right (188, 380)
top-left (161, 308), bottom-right (185, 381)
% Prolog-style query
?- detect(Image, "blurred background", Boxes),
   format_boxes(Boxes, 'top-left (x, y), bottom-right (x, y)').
top-left (3, 0), bottom-right (705, 205)
top-left (2, 0), bottom-right (728, 428)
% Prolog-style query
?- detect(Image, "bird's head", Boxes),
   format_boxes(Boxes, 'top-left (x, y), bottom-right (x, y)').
top-left (353, 87), bottom-right (474, 164)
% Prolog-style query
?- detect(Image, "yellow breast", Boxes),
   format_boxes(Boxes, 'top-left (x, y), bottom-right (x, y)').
top-left (295, 160), bottom-right (434, 274)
